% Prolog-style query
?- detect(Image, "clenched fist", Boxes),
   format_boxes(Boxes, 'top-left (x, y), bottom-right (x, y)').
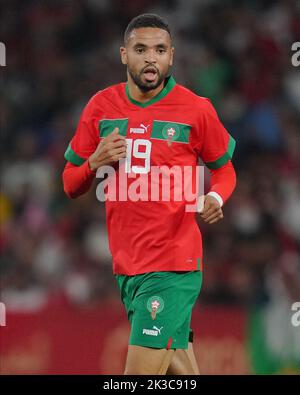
top-left (88, 128), bottom-right (127, 171)
top-left (197, 194), bottom-right (224, 224)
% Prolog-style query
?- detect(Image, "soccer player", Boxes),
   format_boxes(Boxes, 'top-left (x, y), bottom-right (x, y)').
top-left (62, 14), bottom-right (236, 375)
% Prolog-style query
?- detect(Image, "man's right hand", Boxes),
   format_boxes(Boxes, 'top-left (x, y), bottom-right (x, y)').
top-left (88, 128), bottom-right (127, 171)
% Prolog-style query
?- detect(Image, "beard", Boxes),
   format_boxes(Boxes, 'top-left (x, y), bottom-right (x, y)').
top-left (128, 65), bottom-right (168, 92)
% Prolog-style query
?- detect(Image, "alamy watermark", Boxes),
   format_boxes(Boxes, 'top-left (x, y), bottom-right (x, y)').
top-left (95, 163), bottom-right (204, 212)
top-left (291, 302), bottom-right (300, 327)
top-left (0, 42), bottom-right (6, 66)
top-left (0, 302), bottom-right (6, 326)
top-left (291, 42), bottom-right (300, 67)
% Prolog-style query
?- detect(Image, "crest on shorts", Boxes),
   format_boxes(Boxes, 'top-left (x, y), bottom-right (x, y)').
top-left (147, 296), bottom-right (164, 320)
top-left (162, 123), bottom-right (180, 146)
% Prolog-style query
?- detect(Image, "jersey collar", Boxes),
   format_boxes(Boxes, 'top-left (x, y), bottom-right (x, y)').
top-left (125, 76), bottom-right (176, 108)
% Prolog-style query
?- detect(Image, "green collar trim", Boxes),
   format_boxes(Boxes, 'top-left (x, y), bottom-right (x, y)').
top-left (125, 76), bottom-right (176, 108)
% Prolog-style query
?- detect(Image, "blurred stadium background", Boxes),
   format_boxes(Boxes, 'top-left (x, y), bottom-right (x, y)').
top-left (1, 0), bottom-right (300, 375)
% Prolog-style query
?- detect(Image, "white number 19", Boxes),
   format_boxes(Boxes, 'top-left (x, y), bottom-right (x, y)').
top-left (125, 138), bottom-right (152, 174)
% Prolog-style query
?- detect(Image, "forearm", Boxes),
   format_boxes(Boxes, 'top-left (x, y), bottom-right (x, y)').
top-left (62, 160), bottom-right (96, 199)
top-left (208, 161), bottom-right (236, 206)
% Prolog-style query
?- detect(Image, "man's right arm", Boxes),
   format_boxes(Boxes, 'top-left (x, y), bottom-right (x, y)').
top-left (62, 160), bottom-right (96, 199)
top-left (63, 128), bottom-right (126, 199)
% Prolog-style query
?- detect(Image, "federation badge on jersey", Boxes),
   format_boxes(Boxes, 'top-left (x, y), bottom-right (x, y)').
top-left (147, 295), bottom-right (164, 320)
top-left (162, 123), bottom-right (180, 146)
top-left (151, 120), bottom-right (191, 146)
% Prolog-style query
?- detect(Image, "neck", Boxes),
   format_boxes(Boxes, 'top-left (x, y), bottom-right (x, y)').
top-left (127, 73), bottom-right (165, 103)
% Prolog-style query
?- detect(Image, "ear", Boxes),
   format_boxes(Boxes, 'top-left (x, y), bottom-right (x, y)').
top-left (169, 46), bottom-right (175, 66)
top-left (120, 46), bottom-right (127, 65)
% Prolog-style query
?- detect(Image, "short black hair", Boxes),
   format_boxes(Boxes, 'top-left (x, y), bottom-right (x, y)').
top-left (124, 13), bottom-right (171, 44)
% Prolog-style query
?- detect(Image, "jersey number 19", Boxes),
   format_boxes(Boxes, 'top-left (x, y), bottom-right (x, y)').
top-left (125, 139), bottom-right (152, 174)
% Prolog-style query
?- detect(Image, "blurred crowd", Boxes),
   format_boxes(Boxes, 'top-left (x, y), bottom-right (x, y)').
top-left (1, 0), bottom-right (300, 311)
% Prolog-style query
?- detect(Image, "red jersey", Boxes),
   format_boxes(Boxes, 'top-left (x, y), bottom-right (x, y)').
top-left (64, 76), bottom-right (235, 275)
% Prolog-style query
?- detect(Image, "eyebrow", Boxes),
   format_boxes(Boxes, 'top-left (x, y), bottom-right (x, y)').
top-left (133, 42), bottom-right (169, 49)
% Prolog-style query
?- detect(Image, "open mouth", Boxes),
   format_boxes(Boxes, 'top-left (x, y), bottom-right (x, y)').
top-left (143, 67), bottom-right (158, 82)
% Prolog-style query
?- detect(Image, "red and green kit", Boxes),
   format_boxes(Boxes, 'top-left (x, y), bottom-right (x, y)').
top-left (64, 76), bottom-right (236, 275)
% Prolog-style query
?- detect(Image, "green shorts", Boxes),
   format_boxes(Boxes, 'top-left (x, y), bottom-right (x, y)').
top-left (115, 271), bottom-right (202, 350)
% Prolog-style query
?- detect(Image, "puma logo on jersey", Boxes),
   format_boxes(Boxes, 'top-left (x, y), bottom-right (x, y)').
top-left (142, 326), bottom-right (163, 336)
top-left (153, 326), bottom-right (163, 335)
top-left (130, 124), bottom-right (150, 134)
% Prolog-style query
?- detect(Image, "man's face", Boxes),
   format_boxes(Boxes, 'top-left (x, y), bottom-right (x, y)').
top-left (120, 27), bottom-right (174, 92)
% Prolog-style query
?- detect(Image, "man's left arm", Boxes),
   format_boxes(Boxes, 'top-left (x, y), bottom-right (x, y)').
top-left (194, 99), bottom-right (237, 223)
top-left (198, 160), bottom-right (236, 224)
